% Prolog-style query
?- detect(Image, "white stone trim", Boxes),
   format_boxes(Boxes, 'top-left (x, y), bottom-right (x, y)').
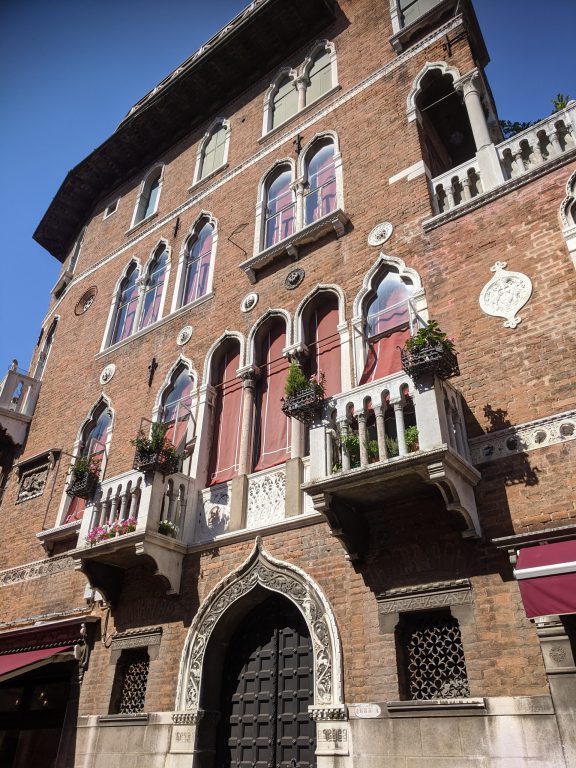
top-left (175, 537), bottom-right (344, 712)
top-left (138, 238), bottom-right (172, 331)
top-left (406, 61), bottom-right (462, 123)
top-left (297, 130), bottom-right (344, 219)
top-left (560, 169), bottom-right (576, 269)
top-left (39, 16), bottom-right (465, 331)
top-left (253, 158), bottom-right (297, 255)
top-left (100, 258), bottom-right (142, 352)
top-left (171, 211), bottom-right (218, 314)
top-left (192, 118), bottom-right (231, 186)
top-left (469, 409), bottom-right (576, 465)
top-left (201, 331), bottom-right (246, 386)
top-left (262, 67), bottom-right (298, 136)
top-left (151, 356), bottom-right (197, 422)
top-left (301, 39), bottom-right (339, 108)
top-left (0, 554), bottom-right (76, 588)
top-left (246, 308), bottom-right (293, 368)
top-left (389, 159), bottom-right (427, 184)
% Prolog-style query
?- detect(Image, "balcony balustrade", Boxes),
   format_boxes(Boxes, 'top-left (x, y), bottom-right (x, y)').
top-left (431, 102), bottom-right (576, 215)
top-left (0, 365), bottom-right (42, 446)
top-left (303, 371), bottom-right (481, 560)
top-left (73, 467), bottom-right (194, 598)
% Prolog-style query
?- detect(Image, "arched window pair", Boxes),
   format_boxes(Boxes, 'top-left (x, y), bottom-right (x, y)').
top-left (108, 244), bottom-right (169, 346)
top-left (193, 120), bottom-right (230, 185)
top-left (132, 166), bottom-right (163, 227)
top-left (265, 42), bottom-right (337, 133)
top-left (261, 138), bottom-right (339, 251)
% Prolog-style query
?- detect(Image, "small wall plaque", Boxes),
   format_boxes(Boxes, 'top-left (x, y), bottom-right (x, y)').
top-left (99, 364), bottom-right (116, 385)
top-left (240, 293), bottom-right (259, 313)
top-left (479, 261), bottom-right (532, 329)
top-left (176, 326), bottom-right (193, 346)
top-left (368, 222), bottom-right (393, 246)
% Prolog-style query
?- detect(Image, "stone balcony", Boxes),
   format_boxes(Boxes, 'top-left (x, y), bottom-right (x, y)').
top-left (302, 372), bottom-right (481, 560)
top-left (0, 365), bottom-right (42, 447)
top-left (430, 102), bottom-right (576, 216)
top-left (72, 468), bottom-right (194, 600)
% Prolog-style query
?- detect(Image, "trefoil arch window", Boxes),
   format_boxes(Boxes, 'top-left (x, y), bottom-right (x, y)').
top-left (194, 120), bottom-right (230, 184)
top-left (132, 166), bottom-right (163, 227)
top-left (139, 245), bottom-right (168, 330)
top-left (264, 166), bottom-right (296, 249)
top-left (304, 140), bottom-right (337, 225)
top-left (110, 263), bottom-right (140, 345)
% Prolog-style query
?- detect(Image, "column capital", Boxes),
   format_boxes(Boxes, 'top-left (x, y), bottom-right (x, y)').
top-left (455, 68), bottom-right (481, 98)
top-left (296, 74), bottom-right (310, 90)
top-left (237, 365), bottom-right (260, 389)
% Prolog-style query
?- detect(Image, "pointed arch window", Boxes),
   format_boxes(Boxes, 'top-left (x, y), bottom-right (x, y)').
top-left (306, 48), bottom-right (332, 105)
top-left (304, 140), bottom-right (336, 225)
top-left (304, 293), bottom-right (341, 398)
top-left (360, 271), bottom-right (415, 384)
top-left (139, 246), bottom-right (168, 330)
top-left (180, 221), bottom-right (214, 307)
top-left (198, 122), bottom-right (228, 181)
top-left (207, 340), bottom-right (243, 486)
top-left (272, 76), bottom-right (298, 129)
top-left (133, 167), bottom-right (162, 226)
top-left (161, 367), bottom-right (194, 452)
top-left (34, 318), bottom-right (58, 381)
top-left (111, 264), bottom-right (140, 345)
top-left (264, 167), bottom-right (296, 249)
top-left (65, 403), bottom-right (112, 523)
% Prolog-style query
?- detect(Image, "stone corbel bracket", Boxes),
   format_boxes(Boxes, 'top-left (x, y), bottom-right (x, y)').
top-left (309, 492), bottom-right (368, 561)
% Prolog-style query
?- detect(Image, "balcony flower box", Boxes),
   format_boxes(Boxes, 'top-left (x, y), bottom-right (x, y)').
top-left (281, 364), bottom-right (325, 425)
top-left (86, 516), bottom-right (137, 545)
top-left (131, 422), bottom-right (181, 476)
top-left (66, 458), bottom-right (99, 500)
top-left (400, 321), bottom-right (459, 381)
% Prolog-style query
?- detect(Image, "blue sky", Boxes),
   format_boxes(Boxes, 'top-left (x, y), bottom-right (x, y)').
top-left (0, 0), bottom-right (574, 373)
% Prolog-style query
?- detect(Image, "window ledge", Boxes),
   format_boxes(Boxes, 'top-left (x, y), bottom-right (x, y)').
top-left (240, 208), bottom-right (349, 284)
top-left (389, 0), bottom-right (460, 54)
top-left (98, 714), bottom-right (149, 726)
top-left (188, 163), bottom-right (229, 194)
top-left (52, 270), bottom-right (74, 299)
top-left (96, 293), bottom-right (214, 359)
top-left (258, 85), bottom-right (341, 144)
top-left (387, 698), bottom-right (486, 716)
top-left (36, 520), bottom-right (81, 554)
top-left (125, 211), bottom-right (158, 237)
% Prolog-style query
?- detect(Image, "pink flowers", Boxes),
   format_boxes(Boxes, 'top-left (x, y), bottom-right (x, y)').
top-left (86, 517), bottom-right (137, 545)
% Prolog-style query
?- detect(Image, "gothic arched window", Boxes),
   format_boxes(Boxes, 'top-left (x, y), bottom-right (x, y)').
top-left (111, 263), bottom-right (140, 345)
top-left (271, 76), bottom-right (298, 129)
top-left (180, 221), bottom-right (214, 307)
top-left (139, 246), bottom-right (168, 330)
top-left (160, 367), bottom-right (194, 452)
top-left (264, 167), bottom-right (295, 249)
top-left (304, 140), bottom-right (336, 225)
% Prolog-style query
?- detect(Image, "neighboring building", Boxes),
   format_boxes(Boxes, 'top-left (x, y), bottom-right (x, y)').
top-left (1, 0), bottom-right (576, 766)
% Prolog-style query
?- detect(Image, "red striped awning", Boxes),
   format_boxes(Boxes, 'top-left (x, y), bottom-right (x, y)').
top-left (515, 540), bottom-right (576, 618)
top-left (0, 646), bottom-right (73, 682)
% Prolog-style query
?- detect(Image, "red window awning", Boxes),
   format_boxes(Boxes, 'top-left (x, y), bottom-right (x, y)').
top-left (515, 540), bottom-right (576, 619)
top-left (0, 645), bottom-right (73, 682)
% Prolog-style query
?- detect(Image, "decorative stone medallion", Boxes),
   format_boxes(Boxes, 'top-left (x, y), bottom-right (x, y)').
top-left (176, 325), bottom-right (193, 346)
top-left (240, 292), bottom-right (259, 313)
top-left (17, 465), bottom-right (50, 503)
top-left (479, 261), bottom-right (532, 329)
top-left (285, 268), bottom-right (305, 290)
top-left (367, 221), bottom-right (393, 246)
top-left (99, 364), bottom-right (116, 385)
top-left (74, 286), bottom-right (98, 315)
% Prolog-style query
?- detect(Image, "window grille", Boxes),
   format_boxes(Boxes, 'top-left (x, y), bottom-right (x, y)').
top-left (116, 649), bottom-right (149, 714)
top-left (398, 610), bottom-right (469, 700)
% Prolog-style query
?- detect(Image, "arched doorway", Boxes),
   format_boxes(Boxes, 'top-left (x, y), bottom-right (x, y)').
top-left (215, 593), bottom-right (315, 768)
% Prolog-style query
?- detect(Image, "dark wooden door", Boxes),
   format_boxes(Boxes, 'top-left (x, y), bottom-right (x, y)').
top-left (216, 595), bottom-right (315, 768)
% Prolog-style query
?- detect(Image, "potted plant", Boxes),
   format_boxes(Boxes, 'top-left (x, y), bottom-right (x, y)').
top-left (400, 321), bottom-right (459, 380)
top-left (341, 431), bottom-right (361, 468)
top-left (132, 422), bottom-right (181, 476)
top-left (281, 362), bottom-right (326, 425)
top-left (405, 425), bottom-right (420, 452)
top-left (158, 519), bottom-right (178, 538)
top-left (86, 516), bottom-right (138, 545)
top-left (66, 456), bottom-right (99, 499)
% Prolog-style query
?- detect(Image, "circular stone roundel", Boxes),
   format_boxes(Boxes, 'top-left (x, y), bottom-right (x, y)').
top-left (240, 293), bottom-right (259, 313)
top-left (285, 268), bottom-right (305, 291)
top-left (75, 286), bottom-right (98, 315)
top-left (367, 222), bottom-right (393, 246)
top-left (99, 364), bottom-right (116, 385)
top-left (176, 325), bottom-right (193, 346)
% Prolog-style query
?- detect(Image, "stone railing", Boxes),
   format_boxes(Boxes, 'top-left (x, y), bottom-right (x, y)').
top-left (0, 367), bottom-right (41, 419)
top-left (431, 158), bottom-right (482, 214)
top-left (308, 371), bottom-right (470, 481)
top-left (78, 468), bottom-right (193, 547)
top-left (497, 105), bottom-right (576, 181)
top-left (430, 102), bottom-right (576, 215)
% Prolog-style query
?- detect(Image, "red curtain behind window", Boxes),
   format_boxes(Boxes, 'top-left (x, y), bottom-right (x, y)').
top-left (207, 342), bottom-right (243, 485)
top-left (307, 297), bottom-right (341, 397)
top-left (253, 322), bottom-right (291, 472)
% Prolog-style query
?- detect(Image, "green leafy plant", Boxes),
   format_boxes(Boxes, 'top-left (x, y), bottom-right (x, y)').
top-left (405, 425), bottom-right (419, 452)
top-left (366, 438), bottom-right (379, 462)
top-left (404, 320), bottom-right (454, 353)
top-left (342, 432), bottom-right (360, 468)
top-left (158, 520), bottom-right (178, 537)
top-left (499, 119), bottom-right (540, 139)
top-left (552, 93), bottom-right (570, 112)
top-left (385, 435), bottom-right (399, 457)
top-left (71, 455), bottom-right (98, 479)
top-left (284, 361), bottom-right (310, 397)
top-left (131, 421), bottom-right (168, 453)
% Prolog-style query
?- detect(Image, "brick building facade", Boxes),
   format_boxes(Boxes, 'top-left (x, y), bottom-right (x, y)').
top-left (1, 0), bottom-right (576, 766)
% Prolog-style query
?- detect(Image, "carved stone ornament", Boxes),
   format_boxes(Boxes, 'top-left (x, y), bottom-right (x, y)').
top-left (99, 364), bottom-right (116, 385)
top-left (367, 221), bottom-right (393, 246)
top-left (176, 326), bottom-right (193, 346)
top-left (75, 286), bottom-right (98, 316)
top-left (240, 292), bottom-right (259, 313)
top-left (479, 261), bottom-right (533, 328)
top-left (285, 268), bottom-right (305, 290)
top-left (17, 465), bottom-right (50, 503)
top-left (176, 537), bottom-right (344, 714)
top-left (0, 555), bottom-right (75, 588)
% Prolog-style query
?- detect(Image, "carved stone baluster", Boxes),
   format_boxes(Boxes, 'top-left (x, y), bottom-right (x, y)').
top-left (445, 182), bottom-right (455, 210)
top-left (514, 148), bottom-right (525, 177)
top-left (339, 419), bottom-right (351, 472)
top-left (461, 174), bottom-right (471, 202)
top-left (109, 491), bottom-right (120, 525)
top-left (131, 483), bottom-right (141, 522)
top-left (118, 487), bottom-right (129, 522)
top-left (99, 497), bottom-right (110, 528)
top-left (393, 401), bottom-right (407, 456)
top-left (165, 481), bottom-right (176, 523)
